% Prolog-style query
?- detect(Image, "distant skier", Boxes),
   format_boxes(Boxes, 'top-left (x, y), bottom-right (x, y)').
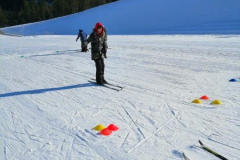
top-left (83, 22), bottom-right (108, 85)
top-left (76, 29), bottom-right (88, 52)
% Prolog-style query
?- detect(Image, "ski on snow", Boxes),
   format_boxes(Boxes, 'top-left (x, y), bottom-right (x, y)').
top-left (90, 79), bottom-right (124, 89)
top-left (183, 153), bottom-right (191, 160)
top-left (199, 140), bottom-right (228, 160)
top-left (88, 80), bottom-right (123, 91)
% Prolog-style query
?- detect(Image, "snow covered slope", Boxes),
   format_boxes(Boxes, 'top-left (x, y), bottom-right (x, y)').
top-left (1, 34), bottom-right (240, 160)
top-left (1, 0), bottom-right (240, 35)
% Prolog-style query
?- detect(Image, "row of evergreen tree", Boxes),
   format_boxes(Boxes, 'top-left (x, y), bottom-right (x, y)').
top-left (0, 0), bottom-right (118, 28)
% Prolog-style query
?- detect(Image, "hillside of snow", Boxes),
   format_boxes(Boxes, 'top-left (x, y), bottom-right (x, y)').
top-left (1, 0), bottom-right (240, 35)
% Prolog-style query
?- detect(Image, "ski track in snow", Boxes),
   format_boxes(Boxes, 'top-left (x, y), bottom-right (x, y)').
top-left (0, 35), bottom-right (240, 160)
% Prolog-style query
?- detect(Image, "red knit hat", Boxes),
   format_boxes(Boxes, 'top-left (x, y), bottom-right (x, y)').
top-left (95, 22), bottom-right (104, 36)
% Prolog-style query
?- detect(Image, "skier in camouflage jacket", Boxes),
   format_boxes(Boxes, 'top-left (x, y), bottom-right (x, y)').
top-left (83, 22), bottom-right (108, 85)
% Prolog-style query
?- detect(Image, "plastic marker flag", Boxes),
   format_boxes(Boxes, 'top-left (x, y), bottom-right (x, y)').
top-left (211, 100), bottom-right (222, 105)
top-left (229, 78), bottom-right (237, 82)
top-left (100, 128), bottom-right (112, 136)
top-left (107, 124), bottom-right (119, 131)
top-left (192, 99), bottom-right (202, 104)
top-left (200, 95), bottom-right (210, 100)
top-left (93, 124), bottom-right (106, 131)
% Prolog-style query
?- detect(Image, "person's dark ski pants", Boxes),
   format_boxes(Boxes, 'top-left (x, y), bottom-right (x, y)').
top-left (94, 58), bottom-right (105, 83)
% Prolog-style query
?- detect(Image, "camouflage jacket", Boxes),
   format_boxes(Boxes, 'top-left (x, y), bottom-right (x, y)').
top-left (86, 28), bottom-right (108, 60)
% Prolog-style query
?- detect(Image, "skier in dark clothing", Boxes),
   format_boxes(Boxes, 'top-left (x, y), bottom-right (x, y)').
top-left (83, 22), bottom-right (108, 85)
top-left (76, 29), bottom-right (88, 52)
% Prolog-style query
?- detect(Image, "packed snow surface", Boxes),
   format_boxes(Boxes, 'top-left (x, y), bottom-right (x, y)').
top-left (1, 35), bottom-right (240, 160)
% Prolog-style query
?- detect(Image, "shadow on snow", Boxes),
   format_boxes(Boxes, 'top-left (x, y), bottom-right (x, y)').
top-left (30, 49), bottom-right (82, 57)
top-left (0, 82), bottom-right (95, 98)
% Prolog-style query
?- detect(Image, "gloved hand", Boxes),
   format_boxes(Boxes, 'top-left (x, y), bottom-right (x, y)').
top-left (102, 47), bottom-right (107, 58)
top-left (83, 41), bottom-right (88, 47)
top-left (104, 53), bottom-right (107, 58)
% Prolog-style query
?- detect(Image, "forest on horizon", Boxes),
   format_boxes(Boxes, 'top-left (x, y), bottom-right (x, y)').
top-left (0, 0), bottom-right (118, 28)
